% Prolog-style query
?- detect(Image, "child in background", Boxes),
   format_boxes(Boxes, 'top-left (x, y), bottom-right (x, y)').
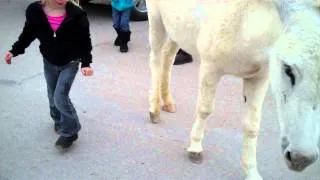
top-left (4, 0), bottom-right (93, 150)
top-left (111, 0), bottom-right (134, 52)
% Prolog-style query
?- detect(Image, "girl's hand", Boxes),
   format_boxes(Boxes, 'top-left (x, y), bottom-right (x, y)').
top-left (4, 52), bottom-right (13, 64)
top-left (81, 67), bottom-right (93, 76)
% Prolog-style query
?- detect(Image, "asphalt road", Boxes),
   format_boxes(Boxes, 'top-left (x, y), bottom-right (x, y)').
top-left (0, 0), bottom-right (319, 179)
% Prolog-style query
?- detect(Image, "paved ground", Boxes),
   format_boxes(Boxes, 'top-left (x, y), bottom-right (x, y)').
top-left (0, 1), bottom-right (320, 179)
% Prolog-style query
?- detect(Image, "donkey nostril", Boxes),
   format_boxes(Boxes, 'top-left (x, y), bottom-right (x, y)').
top-left (286, 151), bottom-right (292, 162)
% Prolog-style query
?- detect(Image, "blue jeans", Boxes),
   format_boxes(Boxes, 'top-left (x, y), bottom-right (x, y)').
top-left (112, 7), bottom-right (132, 32)
top-left (43, 59), bottom-right (81, 137)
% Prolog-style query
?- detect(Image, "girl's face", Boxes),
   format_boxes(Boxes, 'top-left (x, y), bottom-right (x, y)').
top-left (46, 0), bottom-right (68, 8)
top-left (55, 0), bottom-right (68, 7)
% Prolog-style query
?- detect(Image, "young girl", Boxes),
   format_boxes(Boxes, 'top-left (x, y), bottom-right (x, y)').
top-left (111, 0), bottom-right (134, 52)
top-left (4, 0), bottom-right (93, 150)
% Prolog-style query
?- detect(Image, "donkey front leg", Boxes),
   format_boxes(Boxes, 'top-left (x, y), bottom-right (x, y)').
top-left (187, 61), bottom-right (221, 163)
top-left (241, 75), bottom-right (269, 180)
top-left (160, 39), bottom-right (179, 113)
top-left (148, 17), bottom-right (167, 123)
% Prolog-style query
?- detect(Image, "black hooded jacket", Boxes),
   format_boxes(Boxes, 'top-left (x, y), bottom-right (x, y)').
top-left (10, 1), bottom-right (92, 67)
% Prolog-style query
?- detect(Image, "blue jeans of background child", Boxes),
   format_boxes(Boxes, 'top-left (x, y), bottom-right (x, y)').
top-left (112, 7), bottom-right (132, 32)
top-left (43, 58), bottom-right (81, 137)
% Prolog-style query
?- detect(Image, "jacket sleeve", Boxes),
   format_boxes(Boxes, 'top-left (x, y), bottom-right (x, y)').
top-left (9, 5), bottom-right (37, 57)
top-left (78, 13), bottom-right (93, 68)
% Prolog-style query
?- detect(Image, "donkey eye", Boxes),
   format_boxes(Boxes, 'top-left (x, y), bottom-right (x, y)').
top-left (284, 64), bottom-right (295, 86)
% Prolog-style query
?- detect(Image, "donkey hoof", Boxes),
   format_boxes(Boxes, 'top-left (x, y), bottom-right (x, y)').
top-left (161, 104), bottom-right (176, 113)
top-left (149, 112), bottom-right (161, 123)
top-left (188, 152), bottom-right (203, 164)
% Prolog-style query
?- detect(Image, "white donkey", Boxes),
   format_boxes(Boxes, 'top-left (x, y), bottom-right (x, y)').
top-left (146, 0), bottom-right (320, 179)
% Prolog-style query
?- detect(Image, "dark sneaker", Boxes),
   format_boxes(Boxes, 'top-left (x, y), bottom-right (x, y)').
top-left (54, 123), bottom-right (61, 134)
top-left (173, 49), bottom-right (193, 65)
top-left (55, 134), bottom-right (78, 149)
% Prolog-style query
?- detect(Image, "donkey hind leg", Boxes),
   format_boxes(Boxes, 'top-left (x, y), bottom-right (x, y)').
top-left (148, 15), bottom-right (167, 123)
top-left (160, 39), bottom-right (179, 113)
top-left (241, 76), bottom-right (269, 180)
top-left (187, 60), bottom-right (221, 164)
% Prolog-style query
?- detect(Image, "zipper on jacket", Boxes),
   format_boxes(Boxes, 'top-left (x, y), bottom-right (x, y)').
top-left (52, 17), bottom-right (71, 38)
top-left (55, 16), bottom-right (75, 35)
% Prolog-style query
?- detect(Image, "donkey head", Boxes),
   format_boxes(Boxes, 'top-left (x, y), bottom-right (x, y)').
top-left (270, 0), bottom-right (320, 172)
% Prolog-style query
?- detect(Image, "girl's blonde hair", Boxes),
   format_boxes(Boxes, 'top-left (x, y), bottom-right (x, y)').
top-left (40, 0), bottom-right (80, 6)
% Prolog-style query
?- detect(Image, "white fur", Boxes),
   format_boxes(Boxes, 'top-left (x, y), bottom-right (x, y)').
top-left (146, 0), bottom-right (320, 179)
